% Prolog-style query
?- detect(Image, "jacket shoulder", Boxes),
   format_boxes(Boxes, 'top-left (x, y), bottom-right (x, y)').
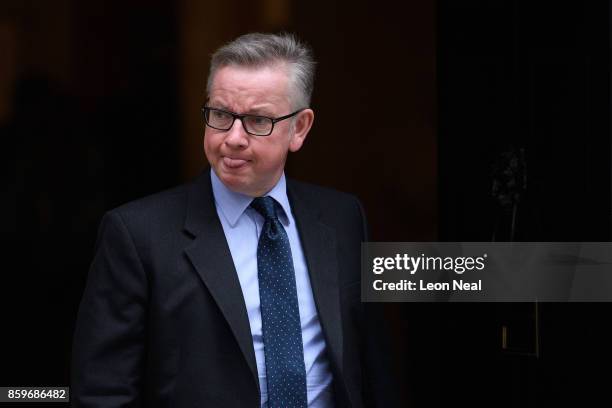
top-left (98, 180), bottom-right (200, 244)
top-left (287, 178), bottom-right (367, 231)
top-left (287, 178), bottom-right (361, 207)
top-left (110, 183), bottom-right (190, 221)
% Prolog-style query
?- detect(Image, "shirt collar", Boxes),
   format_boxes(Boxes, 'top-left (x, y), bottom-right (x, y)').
top-left (210, 169), bottom-right (291, 227)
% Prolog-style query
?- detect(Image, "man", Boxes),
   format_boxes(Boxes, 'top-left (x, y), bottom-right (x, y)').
top-left (72, 33), bottom-right (395, 407)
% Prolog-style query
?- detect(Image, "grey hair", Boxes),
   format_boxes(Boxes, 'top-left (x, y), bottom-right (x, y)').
top-left (206, 33), bottom-right (316, 109)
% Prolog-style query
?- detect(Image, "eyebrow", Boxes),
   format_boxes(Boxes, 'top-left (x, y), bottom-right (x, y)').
top-left (247, 107), bottom-right (276, 117)
top-left (208, 102), bottom-right (232, 111)
top-left (209, 104), bottom-right (276, 117)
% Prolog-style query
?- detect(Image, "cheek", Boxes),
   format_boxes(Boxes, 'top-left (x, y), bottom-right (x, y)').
top-left (203, 132), bottom-right (220, 155)
top-left (253, 142), bottom-right (288, 169)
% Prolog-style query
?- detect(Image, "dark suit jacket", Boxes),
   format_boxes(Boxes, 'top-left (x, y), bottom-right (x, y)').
top-left (71, 170), bottom-right (397, 407)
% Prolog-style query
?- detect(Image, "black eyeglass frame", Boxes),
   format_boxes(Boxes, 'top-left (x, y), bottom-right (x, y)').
top-left (201, 106), bottom-right (306, 136)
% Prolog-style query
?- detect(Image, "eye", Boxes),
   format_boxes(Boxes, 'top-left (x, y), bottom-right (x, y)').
top-left (252, 117), bottom-right (267, 125)
top-left (246, 116), bottom-right (271, 128)
top-left (211, 110), bottom-right (228, 120)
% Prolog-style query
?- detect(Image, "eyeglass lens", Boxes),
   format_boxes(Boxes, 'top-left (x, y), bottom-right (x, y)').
top-left (206, 109), bottom-right (273, 135)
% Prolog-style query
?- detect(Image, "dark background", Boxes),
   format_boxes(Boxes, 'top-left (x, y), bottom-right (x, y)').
top-left (1, 0), bottom-right (610, 406)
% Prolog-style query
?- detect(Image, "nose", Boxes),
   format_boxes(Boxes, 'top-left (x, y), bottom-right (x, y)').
top-left (224, 117), bottom-right (249, 149)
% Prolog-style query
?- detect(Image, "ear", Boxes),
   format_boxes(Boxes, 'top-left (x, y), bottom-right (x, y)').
top-left (289, 109), bottom-right (314, 152)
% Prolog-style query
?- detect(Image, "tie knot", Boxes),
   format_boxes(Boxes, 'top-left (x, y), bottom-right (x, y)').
top-left (250, 196), bottom-right (278, 220)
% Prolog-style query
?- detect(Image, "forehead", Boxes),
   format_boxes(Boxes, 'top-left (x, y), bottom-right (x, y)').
top-left (209, 64), bottom-right (291, 111)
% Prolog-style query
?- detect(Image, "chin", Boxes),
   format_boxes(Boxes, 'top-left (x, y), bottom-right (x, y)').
top-left (217, 171), bottom-right (251, 194)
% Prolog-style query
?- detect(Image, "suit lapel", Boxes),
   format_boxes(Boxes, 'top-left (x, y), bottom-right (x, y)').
top-left (183, 171), bottom-right (259, 391)
top-left (287, 181), bottom-right (344, 375)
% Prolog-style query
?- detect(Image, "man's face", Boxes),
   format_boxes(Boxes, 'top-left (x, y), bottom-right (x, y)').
top-left (204, 64), bottom-right (312, 197)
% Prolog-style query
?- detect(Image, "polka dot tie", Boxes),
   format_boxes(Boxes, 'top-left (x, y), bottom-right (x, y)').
top-left (250, 196), bottom-right (308, 408)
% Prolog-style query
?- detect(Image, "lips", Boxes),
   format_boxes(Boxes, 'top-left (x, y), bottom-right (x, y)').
top-left (222, 156), bottom-right (250, 169)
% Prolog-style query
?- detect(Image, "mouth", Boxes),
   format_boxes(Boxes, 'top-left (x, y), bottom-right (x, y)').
top-left (222, 156), bottom-right (250, 169)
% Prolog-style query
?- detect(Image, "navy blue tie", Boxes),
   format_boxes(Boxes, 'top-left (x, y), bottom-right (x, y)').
top-left (250, 196), bottom-right (308, 408)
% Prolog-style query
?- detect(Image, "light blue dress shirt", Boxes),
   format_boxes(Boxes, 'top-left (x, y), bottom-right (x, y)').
top-left (210, 170), bottom-right (334, 408)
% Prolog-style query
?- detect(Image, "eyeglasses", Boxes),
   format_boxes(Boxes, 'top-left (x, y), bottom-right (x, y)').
top-left (201, 106), bottom-right (305, 136)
